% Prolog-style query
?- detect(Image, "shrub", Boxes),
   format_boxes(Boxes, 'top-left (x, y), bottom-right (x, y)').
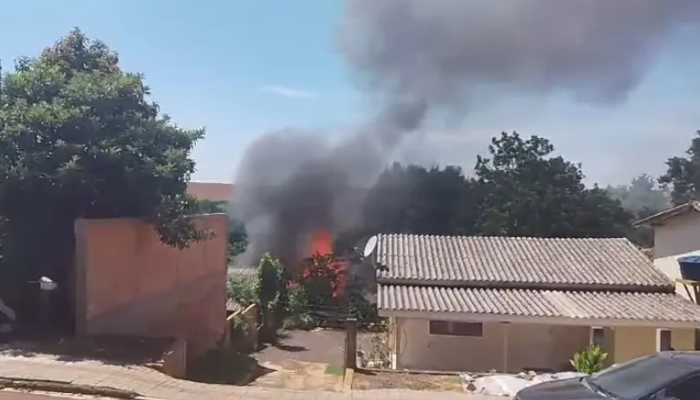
top-left (283, 283), bottom-right (316, 329)
top-left (227, 277), bottom-right (258, 306)
top-left (570, 344), bottom-right (608, 374)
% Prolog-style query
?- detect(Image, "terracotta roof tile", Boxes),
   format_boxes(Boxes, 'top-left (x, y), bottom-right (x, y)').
top-left (375, 234), bottom-right (670, 289)
top-left (378, 284), bottom-right (700, 323)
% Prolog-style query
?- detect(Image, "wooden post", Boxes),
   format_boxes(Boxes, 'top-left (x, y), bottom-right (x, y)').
top-left (345, 318), bottom-right (358, 370)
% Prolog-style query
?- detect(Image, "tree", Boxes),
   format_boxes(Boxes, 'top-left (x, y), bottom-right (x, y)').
top-left (355, 132), bottom-right (632, 245)
top-left (0, 29), bottom-right (206, 317)
top-left (660, 131), bottom-right (700, 206)
top-left (606, 174), bottom-right (668, 247)
top-left (606, 174), bottom-right (669, 214)
top-left (195, 200), bottom-right (248, 261)
top-left (472, 132), bottom-right (631, 238)
top-left (362, 163), bottom-right (477, 237)
top-left (257, 253), bottom-right (285, 339)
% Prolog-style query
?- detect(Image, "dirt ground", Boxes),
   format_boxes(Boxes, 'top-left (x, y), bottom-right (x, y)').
top-left (352, 370), bottom-right (464, 392)
top-left (251, 359), bottom-right (344, 391)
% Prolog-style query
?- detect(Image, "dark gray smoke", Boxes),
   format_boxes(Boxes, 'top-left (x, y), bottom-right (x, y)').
top-left (232, 0), bottom-right (700, 266)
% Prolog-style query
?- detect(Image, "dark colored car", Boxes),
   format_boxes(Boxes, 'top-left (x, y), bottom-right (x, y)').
top-left (515, 351), bottom-right (700, 400)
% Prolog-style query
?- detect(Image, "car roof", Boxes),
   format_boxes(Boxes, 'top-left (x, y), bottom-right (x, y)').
top-left (662, 351), bottom-right (700, 369)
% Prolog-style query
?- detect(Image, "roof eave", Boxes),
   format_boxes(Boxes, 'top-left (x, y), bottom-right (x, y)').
top-left (378, 309), bottom-right (700, 329)
top-left (376, 278), bottom-right (676, 294)
top-left (633, 202), bottom-right (700, 228)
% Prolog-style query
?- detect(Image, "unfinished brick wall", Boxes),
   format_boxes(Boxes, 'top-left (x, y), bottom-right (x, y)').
top-left (74, 214), bottom-right (228, 357)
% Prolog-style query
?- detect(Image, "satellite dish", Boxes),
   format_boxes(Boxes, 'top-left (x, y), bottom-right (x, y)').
top-left (363, 235), bottom-right (378, 258)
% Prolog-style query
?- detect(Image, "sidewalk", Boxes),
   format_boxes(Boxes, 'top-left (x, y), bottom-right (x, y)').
top-left (0, 355), bottom-right (501, 400)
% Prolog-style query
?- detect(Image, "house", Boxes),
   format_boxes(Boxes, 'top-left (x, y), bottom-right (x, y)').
top-left (373, 234), bottom-right (700, 373)
top-left (634, 201), bottom-right (700, 301)
top-left (187, 182), bottom-right (233, 203)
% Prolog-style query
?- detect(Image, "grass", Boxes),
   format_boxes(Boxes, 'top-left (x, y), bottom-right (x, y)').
top-left (325, 364), bottom-right (345, 376)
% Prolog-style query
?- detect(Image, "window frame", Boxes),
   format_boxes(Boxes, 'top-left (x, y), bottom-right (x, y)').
top-left (428, 320), bottom-right (483, 337)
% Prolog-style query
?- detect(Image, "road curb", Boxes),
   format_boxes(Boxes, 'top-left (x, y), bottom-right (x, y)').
top-left (0, 377), bottom-right (141, 399)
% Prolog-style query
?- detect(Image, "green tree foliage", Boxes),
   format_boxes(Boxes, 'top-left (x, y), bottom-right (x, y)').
top-left (474, 132), bottom-right (632, 237)
top-left (660, 130), bottom-right (700, 206)
top-left (257, 253), bottom-right (285, 337)
top-left (226, 275), bottom-right (258, 307)
top-left (606, 174), bottom-right (669, 214)
top-left (361, 132), bottom-right (632, 241)
top-left (606, 174), bottom-right (669, 247)
top-left (194, 200), bottom-right (248, 261)
top-left (0, 30), bottom-right (205, 294)
top-left (363, 163), bottom-right (476, 236)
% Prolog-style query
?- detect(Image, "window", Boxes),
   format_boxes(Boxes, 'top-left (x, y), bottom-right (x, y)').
top-left (429, 320), bottom-right (483, 337)
top-left (591, 327), bottom-right (604, 346)
top-left (658, 329), bottom-right (673, 351)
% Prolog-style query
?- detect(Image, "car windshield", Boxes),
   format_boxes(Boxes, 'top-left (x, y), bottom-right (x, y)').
top-left (588, 354), bottom-right (693, 399)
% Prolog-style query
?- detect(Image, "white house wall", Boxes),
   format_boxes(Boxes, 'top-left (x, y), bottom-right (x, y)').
top-left (395, 317), bottom-right (589, 373)
top-left (653, 212), bottom-right (700, 301)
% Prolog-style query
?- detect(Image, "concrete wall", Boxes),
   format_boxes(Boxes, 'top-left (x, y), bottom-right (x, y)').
top-left (161, 338), bottom-right (187, 378)
top-left (395, 318), bottom-right (590, 373)
top-left (652, 212), bottom-right (700, 300)
top-left (74, 214), bottom-right (228, 357)
top-left (395, 318), bottom-right (697, 373)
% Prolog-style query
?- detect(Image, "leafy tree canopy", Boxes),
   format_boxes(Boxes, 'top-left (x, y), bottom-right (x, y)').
top-left (0, 29), bottom-right (206, 283)
top-left (361, 132), bottom-right (633, 242)
top-left (473, 132), bottom-right (632, 238)
top-left (606, 174), bottom-right (669, 215)
top-left (660, 130), bottom-right (700, 206)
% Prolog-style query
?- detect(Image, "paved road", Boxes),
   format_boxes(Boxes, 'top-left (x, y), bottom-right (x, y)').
top-left (0, 353), bottom-right (504, 400)
top-left (255, 329), bottom-right (373, 365)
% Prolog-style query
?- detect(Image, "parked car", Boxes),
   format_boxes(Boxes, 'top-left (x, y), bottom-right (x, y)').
top-left (515, 351), bottom-right (700, 400)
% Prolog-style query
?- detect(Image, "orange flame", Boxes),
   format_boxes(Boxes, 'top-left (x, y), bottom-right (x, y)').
top-left (310, 230), bottom-right (332, 256)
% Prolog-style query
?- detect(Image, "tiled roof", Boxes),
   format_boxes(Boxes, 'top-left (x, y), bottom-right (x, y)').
top-left (375, 234), bottom-right (671, 289)
top-left (227, 265), bottom-right (259, 283)
top-left (633, 201), bottom-right (700, 227)
top-left (378, 284), bottom-right (700, 323)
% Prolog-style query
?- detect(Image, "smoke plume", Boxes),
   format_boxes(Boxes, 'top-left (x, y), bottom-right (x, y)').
top-left (232, 0), bottom-right (700, 266)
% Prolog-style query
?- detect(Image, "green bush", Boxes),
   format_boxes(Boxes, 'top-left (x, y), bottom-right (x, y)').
top-left (227, 277), bottom-right (258, 306)
top-left (287, 284), bottom-right (309, 316)
top-left (231, 315), bottom-right (251, 338)
top-left (284, 283), bottom-right (316, 329)
top-left (570, 344), bottom-right (608, 374)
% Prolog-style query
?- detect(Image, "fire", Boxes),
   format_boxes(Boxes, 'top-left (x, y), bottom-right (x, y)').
top-left (310, 230), bottom-right (332, 256)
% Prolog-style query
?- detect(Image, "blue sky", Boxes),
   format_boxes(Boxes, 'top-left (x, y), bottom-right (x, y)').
top-left (2, 0), bottom-right (700, 185)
